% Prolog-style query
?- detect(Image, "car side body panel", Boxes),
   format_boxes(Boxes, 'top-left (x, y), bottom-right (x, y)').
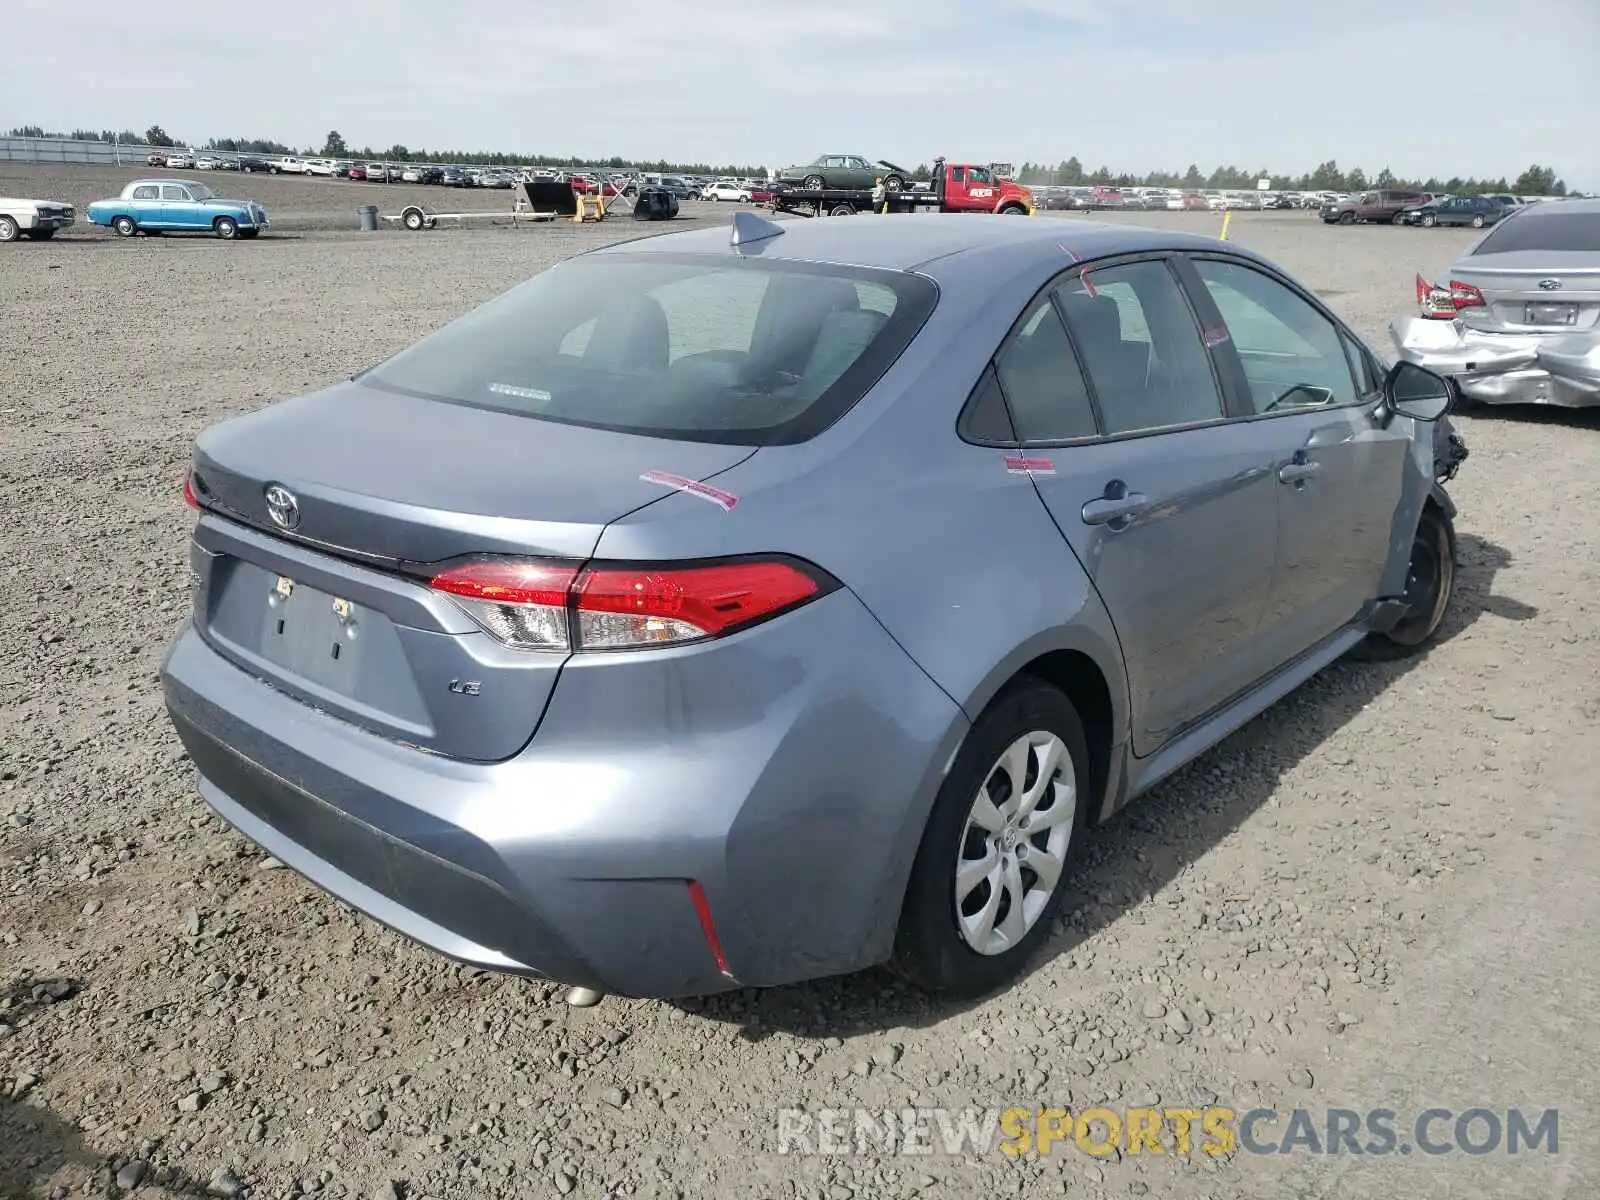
top-left (592, 245), bottom-right (1152, 820)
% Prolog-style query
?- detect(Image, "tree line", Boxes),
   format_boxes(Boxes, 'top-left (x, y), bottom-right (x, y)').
top-left (8, 125), bottom-right (1574, 195)
top-left (1011, 156), bottom-right (1570, 197)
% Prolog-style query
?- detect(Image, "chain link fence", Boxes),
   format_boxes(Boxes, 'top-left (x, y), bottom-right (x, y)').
top-left (1, 136), bottom-right (164, 167)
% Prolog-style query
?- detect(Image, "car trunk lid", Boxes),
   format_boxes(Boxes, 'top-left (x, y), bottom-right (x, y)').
top-left (187, 380), bottom-right (754, 761)
top-left (1452, 250), bottom-right (1600, 334)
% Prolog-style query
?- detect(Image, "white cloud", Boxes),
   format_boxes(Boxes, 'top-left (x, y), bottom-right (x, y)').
top-left (4, 0), bottom-right (1595, 185)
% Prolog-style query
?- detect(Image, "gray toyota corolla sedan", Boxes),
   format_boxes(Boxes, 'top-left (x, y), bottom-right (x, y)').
top-left (162, 211), bottom-right (1464, 1003)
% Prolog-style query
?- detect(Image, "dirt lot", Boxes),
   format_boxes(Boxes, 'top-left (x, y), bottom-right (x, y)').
top-left (2, 162), bottom-right (1598, 1200)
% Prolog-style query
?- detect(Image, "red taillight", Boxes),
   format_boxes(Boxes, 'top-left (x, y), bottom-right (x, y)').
top-left (1415, 273), bottom-right (1482, 319)
top-left (430, 560), bottom-right (579, 652)
top-left (573, 560), bottom-right (820, 647)
top-left (430, 559), bottom-right (578, 607)
top-left (428, 557), bottom-right (828, 652)
top-left (183, 471), bottom-right (201, 509)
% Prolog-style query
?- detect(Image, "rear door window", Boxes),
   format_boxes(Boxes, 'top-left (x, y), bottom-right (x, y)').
top-left (1055, 260), bottom-right (1223, 434)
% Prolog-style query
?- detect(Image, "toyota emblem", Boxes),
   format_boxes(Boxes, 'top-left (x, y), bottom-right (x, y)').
top-left (264, 483), bottom-right (301, 531)
top-left (1537, 278), bottom-right (1562, 291)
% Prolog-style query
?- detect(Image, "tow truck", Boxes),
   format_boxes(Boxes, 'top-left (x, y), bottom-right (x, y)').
top-left (770, 158), bottom-right (1034, 217)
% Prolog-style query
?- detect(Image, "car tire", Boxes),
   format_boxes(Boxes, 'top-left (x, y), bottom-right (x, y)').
top-left (1471, 214), bottom-right (1486, 228)
top-left (402, 207), bottom-right (426, 231)
top-left (1421, 214), bottom-right (1437, 228)
top-left (1338, 211), bottom-right (1355, 225)
top-left (1352, 506), bottom-right (1456, 662)
top-left (111, 215), bottom-right (138, 238)
top-left (803, 175), bottom-right (825, 190)
top-left (0, 216), bottom-right (19, 242)
top-left (1000, 204), bottom-right (1028, 215)
top-left (891, 678), bottom-right (1090, 998)
top-left (883, 174), bottom-right (905, 191)
top-left (213, 217), bottom-right (238, 240)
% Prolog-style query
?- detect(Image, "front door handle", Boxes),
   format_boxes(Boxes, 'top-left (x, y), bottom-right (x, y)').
top-left (1278, 458), bottom-right (1321, 484)
top-left (1081, 492), bottom-right (1151, 526)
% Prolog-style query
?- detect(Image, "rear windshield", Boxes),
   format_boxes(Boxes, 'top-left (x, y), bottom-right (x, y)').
top-left (1472, 211), bottom-right (1600, 254)
top-left (360, 252), bottom-right (938, 445)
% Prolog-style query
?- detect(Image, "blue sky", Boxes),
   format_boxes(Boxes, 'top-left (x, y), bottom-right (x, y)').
top-left (6, 0), bottom-right (1597, 186)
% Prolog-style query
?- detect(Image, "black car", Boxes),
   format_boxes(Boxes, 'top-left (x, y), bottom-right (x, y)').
top-left (237, 155), bottom-right (270, 174)
top-left (1404, 194), bottom-right (1507, 229)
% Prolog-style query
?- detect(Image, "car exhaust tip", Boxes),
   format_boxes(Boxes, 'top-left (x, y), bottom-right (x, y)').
top-left (564, 986), bottom-right (605, 1008)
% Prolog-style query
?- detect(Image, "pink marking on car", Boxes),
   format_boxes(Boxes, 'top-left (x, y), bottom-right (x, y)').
top-left (639, 469), bottom-right (740, 512)
top-left (1203, 326), bottom-right (1230, 347)
top-left (1004, 455), bottom-right (1056, 476)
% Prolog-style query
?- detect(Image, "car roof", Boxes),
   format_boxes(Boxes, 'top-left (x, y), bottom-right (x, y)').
top-left (128, 178), bottom-right (206, 189)
top-left (598, 212), bottom-right (1252, 275)
top-left (1514, 197), bottom-right (1600, 217)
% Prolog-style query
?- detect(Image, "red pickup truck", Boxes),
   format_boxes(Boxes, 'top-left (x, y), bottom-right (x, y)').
top-left (772, 157), bottom-right (1034, 217)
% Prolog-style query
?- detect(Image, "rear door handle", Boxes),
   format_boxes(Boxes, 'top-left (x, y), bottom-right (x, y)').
top-left (1278, 460), bottom-right (1321, 484)
top-left (1081, 493), bottom-right (1151, 526)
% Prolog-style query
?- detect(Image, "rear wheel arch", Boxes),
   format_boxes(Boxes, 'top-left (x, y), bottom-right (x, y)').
top-left (1012, 651), bottom-right (1115, 824)
top-left (959, 632), bottom-right (1128, 826)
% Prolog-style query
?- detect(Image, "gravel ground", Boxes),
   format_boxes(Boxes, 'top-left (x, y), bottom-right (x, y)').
top-left (2, 166), bottom-right (1598, 1200)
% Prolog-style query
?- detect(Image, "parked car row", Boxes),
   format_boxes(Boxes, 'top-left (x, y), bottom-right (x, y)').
top-left (138, 152), bottom-right (767, 202)
top-left (1321, 189), bottom-right (1537, 227)
top-left (1033, 185), bottom-right (1331, 212)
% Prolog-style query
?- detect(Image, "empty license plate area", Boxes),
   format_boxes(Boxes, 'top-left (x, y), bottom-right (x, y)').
top-left (262, 573), bottom-right (364, 689)
top-left (202, 555), bottom-right (408, 706)
top-left (1525, 302), bottom-right (1577, 326)
top-left (196, 548), bottom-right (564, 759)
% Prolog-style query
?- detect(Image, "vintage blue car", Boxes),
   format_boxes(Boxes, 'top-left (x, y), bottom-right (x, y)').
top-left (86, 179), bottom-right (269, 239)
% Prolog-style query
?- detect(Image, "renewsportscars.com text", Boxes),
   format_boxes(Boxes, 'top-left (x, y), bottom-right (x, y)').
top-left (774, 1106), bottom-right (1559, 1158)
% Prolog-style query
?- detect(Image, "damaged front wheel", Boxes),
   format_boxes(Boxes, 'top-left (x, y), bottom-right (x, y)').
top-left (1354, 507), bottom-right (1456, 661)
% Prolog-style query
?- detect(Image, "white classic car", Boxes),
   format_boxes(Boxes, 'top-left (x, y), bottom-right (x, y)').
top-left (0, 196), bottom-right (76, 242)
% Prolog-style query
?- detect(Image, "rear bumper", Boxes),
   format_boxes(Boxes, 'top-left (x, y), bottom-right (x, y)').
top-left (161, 587), bottom-right (966, 998)
top-left (1390, 315), bottom-right (1600, 408)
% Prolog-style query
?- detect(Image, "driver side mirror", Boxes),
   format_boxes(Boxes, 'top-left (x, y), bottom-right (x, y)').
top-left (1385, 360), bottom-right (1455, 421)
